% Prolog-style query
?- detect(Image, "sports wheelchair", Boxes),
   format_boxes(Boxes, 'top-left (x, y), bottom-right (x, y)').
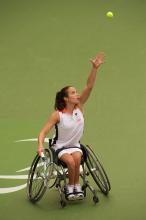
top-left (27, 140), bottom-right (111, 207)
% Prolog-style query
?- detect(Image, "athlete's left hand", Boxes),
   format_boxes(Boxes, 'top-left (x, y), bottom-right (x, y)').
top-left (90, 52), bottom-right (104, 68)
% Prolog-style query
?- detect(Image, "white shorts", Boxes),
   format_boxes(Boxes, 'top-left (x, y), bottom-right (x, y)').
top-left (58, 148), bottom-right (82, 159)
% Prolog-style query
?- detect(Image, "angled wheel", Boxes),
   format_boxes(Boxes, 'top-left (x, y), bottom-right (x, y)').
top-left (27, 148), bottom-right (55, 203)
top-left (93, 195), bottom-right (99, 204)
top-left (60, 200), bottom-right (67, 208)
top-left (85, 145), bottom-right (111, 195)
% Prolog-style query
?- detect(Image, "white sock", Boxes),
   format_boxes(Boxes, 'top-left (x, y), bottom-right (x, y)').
top-left (67, 184), bottom-right (74, 193)
top-left (74, 184), bottom-right (82, 192)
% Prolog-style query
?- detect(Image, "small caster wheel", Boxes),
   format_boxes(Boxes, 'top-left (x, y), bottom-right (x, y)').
top-left (60, 200), bottom-right (66, 208)
top-left (82, 185), bottom-right (87, 197)
top-left (82, 184), bottom-right (87, 190)
top-left (93, 196), bottom-right (99, 204)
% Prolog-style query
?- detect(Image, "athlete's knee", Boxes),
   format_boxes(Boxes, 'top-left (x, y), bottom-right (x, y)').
top-left (72, 152), bottom-right (82, 165)
top-left (61, 155), bottom-right (75, 169)
top-left (67, 158), bottom-right (75, 170)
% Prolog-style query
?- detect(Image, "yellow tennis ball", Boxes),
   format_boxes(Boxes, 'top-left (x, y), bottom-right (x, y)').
top-left (106, 11), bottom-right (114, 18)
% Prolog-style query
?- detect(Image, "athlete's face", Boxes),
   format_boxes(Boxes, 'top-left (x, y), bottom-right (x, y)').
top-left (65, 87), bottom-right (79, 104)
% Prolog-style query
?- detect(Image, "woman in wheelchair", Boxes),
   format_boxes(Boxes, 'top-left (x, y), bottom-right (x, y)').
top-left (37, 52), bottom-right (104, 201)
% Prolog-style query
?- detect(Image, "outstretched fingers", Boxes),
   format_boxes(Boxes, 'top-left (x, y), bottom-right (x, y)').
top-left (90, 52), bottom-right (105, 68)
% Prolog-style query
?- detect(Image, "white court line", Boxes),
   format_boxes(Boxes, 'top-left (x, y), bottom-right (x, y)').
top-left (0, 175), bottom-right (28, 179)
top-left (16, 166), bottom-right (31, 173)
top-left (0, 184), bottom-right (27, 194)
top-left (15, 138), bottom-right (49, 143)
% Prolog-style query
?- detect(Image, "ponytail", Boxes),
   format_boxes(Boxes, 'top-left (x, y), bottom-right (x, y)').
top-left (54, 86), bottom-right (71, 111)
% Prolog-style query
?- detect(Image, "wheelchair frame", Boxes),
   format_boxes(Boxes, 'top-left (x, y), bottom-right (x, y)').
top-left (27, 143), bottom-right (111, 207)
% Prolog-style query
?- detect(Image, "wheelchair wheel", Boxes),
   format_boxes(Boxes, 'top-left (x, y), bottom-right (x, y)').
top-left (27, 148), bottom-right (55, 203)
top-left (85, 145), bottom-right (111, 195)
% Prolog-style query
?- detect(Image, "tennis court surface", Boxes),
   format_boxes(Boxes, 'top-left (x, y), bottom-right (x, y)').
top-left (0, 1), bottom-right (146, 220)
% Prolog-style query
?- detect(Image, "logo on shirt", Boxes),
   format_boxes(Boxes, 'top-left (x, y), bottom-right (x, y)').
top-left (74, 112), bottom-right (81, 123)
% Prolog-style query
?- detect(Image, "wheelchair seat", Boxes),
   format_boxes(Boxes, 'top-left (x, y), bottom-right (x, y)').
top-left (49, 143), bottom-right (88, 168)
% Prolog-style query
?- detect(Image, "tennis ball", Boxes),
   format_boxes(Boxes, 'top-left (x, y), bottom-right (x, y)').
top-left (106, 11), bottom-right (114, 18)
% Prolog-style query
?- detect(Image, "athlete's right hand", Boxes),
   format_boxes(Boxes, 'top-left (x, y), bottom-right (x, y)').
top-left (37, 147), bottom-right (44, 156)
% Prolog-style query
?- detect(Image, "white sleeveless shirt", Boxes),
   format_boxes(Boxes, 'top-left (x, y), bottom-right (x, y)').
top-left (54, 108), bottom-right (84, 150)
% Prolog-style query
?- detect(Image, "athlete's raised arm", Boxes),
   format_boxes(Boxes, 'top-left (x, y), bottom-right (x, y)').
top-left (79, 52), bottom-right (104, 105)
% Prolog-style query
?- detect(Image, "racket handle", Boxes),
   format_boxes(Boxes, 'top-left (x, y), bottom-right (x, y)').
top-left (40, 152), bottom-right (46, 161)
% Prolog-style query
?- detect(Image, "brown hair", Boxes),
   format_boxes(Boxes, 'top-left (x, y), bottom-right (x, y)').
top-left (54, 86), bottom-right (71, 111)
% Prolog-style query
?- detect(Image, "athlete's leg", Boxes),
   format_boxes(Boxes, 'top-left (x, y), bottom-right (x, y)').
top-left (71, 151), bottom-right (82, 184)
top-left (71, 151), bottom-right (84, 199)
top-left (60, 153), bottom-right (75, 185)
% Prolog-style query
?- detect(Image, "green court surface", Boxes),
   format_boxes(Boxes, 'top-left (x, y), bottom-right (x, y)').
top-left (0, 0), bottom-right (146, 219)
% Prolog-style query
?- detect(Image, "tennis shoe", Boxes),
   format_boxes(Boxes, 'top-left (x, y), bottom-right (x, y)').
top-left (74, 184), bottom-right (84, 200)
top-left (65, 185), bottom-right (75, 201)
